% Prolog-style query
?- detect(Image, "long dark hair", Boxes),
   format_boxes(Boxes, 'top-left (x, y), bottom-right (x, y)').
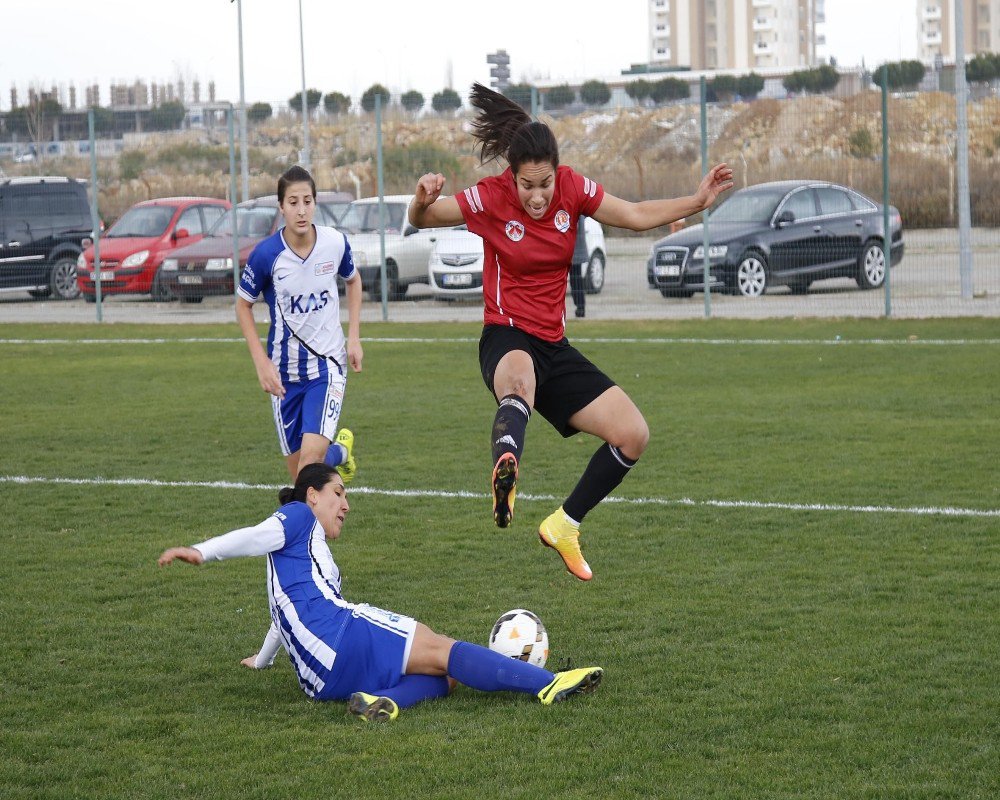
top-left (278, 463), bottom-right (339, 505)
top-left (277, 164), bottom-right (316, 203)
top-left (468, 83), bottom-right (559, 174)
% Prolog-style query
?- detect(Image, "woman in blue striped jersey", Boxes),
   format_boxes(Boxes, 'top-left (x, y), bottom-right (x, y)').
top-left (157, 463), bottom-right (603, 722)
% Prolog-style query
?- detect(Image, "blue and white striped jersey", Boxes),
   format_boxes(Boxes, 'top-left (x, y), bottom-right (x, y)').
top-left (238, 225), bottom-right (356, 384)
top-left (194, 501), bottom-right (355, 699)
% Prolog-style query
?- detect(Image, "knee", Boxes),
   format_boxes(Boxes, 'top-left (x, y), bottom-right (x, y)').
top-left (618, 415), bottom-right (649, 460)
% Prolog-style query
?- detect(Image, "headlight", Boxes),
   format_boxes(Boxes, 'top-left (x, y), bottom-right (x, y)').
top-left (161, 258), bottom-right (179, 271)
top-left (205, 257), bottom-right (233, 271)
top-left (353, 250), bottom-right (368, 267)
top-left (77, 253), bottom-right (87, 269)
top-left (120, 250), bottom-right (149, 268)
top-left (692, 244), bottom-right (728, 259)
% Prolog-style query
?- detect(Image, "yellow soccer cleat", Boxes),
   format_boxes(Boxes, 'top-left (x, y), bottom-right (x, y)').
top-left (538, 507), bottom-right (593, 581)
top-left (491, 453), bottom-right (518, 529)
top-left (537, 667), bottom-right (604, 705)
top-left (334, 428), bottom-right (356, 484)
top-left (348, 691), bottom-right (399, 723)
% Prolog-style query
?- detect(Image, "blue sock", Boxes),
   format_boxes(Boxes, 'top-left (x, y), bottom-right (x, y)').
top-left (374, 674), bottom-right (450, 709)
top-left (447, 641), bottom-right (553, 694)
top-left (323, 443), bottom-right (346, 468)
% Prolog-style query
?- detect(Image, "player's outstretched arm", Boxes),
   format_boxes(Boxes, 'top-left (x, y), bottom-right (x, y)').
top-left (408, 173), bottom-right (463, 229)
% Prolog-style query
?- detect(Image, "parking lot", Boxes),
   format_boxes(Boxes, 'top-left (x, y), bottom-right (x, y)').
top-left (0, 228), bottom-right (997, 324)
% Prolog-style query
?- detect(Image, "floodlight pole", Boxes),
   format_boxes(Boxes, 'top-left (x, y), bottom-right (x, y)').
top-left (233, 0), bottom-right (249, 202)
top-left (298, 0), bottom-right (311, 169)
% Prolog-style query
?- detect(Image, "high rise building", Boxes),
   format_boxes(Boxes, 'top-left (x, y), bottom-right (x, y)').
top-left (918, 0), bottom-right (1000, 61)
top-left (648, 0), bottom-right (825, 71)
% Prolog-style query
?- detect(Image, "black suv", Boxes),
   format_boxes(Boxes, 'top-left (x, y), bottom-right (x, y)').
top-left (0, 176), bottom-right (92, 300)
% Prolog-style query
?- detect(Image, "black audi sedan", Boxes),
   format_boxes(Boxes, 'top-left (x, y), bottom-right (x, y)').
top-left (647, 181), bottom-right (904, 298)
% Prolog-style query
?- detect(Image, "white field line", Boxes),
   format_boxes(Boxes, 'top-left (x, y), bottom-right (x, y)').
top-left (3, 475), bottom-right (997, 518)
top-left (1, 337), bottom-right (1000, 347)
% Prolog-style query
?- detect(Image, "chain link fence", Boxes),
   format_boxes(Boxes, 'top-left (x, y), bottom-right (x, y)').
top-left (1, 77), bottom-right (998, 323)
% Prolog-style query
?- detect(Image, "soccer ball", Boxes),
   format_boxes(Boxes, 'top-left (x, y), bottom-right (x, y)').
top-left (488, 609), bottom-right (549, 668)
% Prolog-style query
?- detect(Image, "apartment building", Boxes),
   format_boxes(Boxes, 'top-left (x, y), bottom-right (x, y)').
top-left (648, 0), bottom-right (826, 71)
top-left (918, 0), bottom-right (1000, 61)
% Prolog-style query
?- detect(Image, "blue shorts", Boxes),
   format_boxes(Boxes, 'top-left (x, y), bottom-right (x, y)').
top-left (316, 604), bottom-right (418, 701)
top-left (271, 372), bottom-right (346, 455)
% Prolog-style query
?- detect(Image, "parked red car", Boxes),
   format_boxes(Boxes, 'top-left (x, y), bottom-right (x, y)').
top-left (77, 197), bottom-right (231, 301)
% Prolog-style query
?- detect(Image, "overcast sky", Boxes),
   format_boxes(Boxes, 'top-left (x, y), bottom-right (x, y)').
top-left (1, 0), bottom-right (917, 111)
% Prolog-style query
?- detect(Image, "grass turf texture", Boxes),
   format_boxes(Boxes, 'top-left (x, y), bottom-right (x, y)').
top-left (1, 318), bottom-right (997, 799)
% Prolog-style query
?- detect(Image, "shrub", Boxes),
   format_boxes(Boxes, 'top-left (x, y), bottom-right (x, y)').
top-left (247, 102), bottom-right (273, 123)
top-left (323, 92), bottom-right (350, 115)
top-left (119, 150), bottom-right (146, 181)
top-left (545, 85), bottom-right (575, 110)
top-left (401, 90), bottom-right (425, 113)
top-left (580, 80), bottom-right (611, 106)
top-left (650, 77), bottom-right (689, 103)
top-left (288, 89), bottom-right (322, 113)
top-left (737, 73), bottom-right (765, 99)
top-left (847, 128), bottom-right (876, 158)
top-left (625, 80), bottom-right (652, 102)
top-left (710, 74), bottom-right (738, 102)
top-left (503, 83), bottom-right (535, 110)
top-left (431, 88), bottom-right (461, 113)
top-left (361, 84), bottom-right (391, 113)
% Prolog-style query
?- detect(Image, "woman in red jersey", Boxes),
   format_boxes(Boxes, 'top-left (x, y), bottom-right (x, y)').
top-left (409, 83), bottom-right (733, 582)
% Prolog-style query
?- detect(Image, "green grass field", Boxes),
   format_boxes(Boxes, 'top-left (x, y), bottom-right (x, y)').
top-left (1, 318), bottom-right (997, 800)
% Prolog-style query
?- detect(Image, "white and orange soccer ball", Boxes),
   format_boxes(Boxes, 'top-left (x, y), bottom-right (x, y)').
top-left (488, 609), bottom-right (549, 668)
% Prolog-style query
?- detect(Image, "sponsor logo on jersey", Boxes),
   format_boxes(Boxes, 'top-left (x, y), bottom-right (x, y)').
top-left (288, 290), bottom-right (332, 314)
top-left (241, 267), bottom-right (256, 290)
top-left (505, 220), bottom-right (525, 242)
top-left (554, 209), bottom-right (571, 233)
top-left (315, 260), bottom-right (337, 276)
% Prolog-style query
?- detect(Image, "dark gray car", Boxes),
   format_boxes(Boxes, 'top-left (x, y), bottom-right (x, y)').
top-left (647, 180), bottom-right (904, 298)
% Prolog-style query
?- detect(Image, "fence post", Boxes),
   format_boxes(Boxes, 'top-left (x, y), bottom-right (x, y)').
top-left (376, 93), bottom-right (388, 321)
top-left (87, 109), bottom-right (102, 323)
top-left (700, 76), bottom-right (711, 319)
top-left (228, 106), bottom-right (240, 296)
top-left (881, 66), bottom-right (891, 318)
top-left (955, 0), bottom-right (974, 299)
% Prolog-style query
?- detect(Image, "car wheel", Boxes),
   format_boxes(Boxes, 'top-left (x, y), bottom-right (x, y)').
top-left (371, 261), bottom-right (403, 301)
top-left (659, 287), bottom-right (695, 298)
top-left (84, 294), bottom-right (96, 304)
top-left (180, 295), bottom-right (204, 304)
top-left (50, 256), bottom-right (81, 300)
top-left (150, 268), bottom-right (174, 302)
top-left (584, 251), bottom-right (605, 294)
top-left (856, 241), bottom-right (886, 290)
top-left (789, 279), bottom-right (811, 295)
top-left (733, 252), bottom-right (768, 298)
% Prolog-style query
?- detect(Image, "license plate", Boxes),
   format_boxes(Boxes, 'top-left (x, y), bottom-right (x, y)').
top-left (93, 273), bottom-right (115, 282)
top-left (654, 265), bottom-right (681, 277)
top-left (178, 275), bottom-right (203, 285)
top-left (443, 273), bottom-right (473, 286)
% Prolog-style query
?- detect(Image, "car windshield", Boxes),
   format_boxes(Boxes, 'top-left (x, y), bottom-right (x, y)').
top-left (209, 206), bottom-right (277, 237)
top-left (320, 201), bottom-right (350, 224)
top-left (106, 206), bottom-right (174, 238)
top-left (338, 202), bottom-right (405, 234)
top-left (709, 188), bottom-right (787, 224)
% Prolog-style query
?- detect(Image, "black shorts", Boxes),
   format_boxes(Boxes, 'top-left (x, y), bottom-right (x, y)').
top-left (479, 324), bottom-right (616, 437)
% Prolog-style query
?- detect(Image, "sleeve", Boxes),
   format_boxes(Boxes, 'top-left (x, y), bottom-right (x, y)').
top-left (453, 179), bottom-right (497, 239)
top-left (192, 515), bottom-right (285, 562)
top-left (236, 240), bottom-right (273, 303)
top-left (338, 237), bottom-right (356, 280)
top-left (254, 622), bottom-right (285, 668)
top-left (573, 169), bottom-right (604, 217)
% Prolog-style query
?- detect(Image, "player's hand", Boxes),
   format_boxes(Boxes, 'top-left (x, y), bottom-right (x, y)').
top-left (347, 337), bottom-right (363, 373)
top-left (695, 163), bottom-right (734, 210)
top-left (413, 173), bottom-right (446, 208)
top-left (157, 546), bottom-right (204, 566)
top-left (240, 655), bottom-right (263, 669)
top-left (255, 358), bottom-right (285, 398)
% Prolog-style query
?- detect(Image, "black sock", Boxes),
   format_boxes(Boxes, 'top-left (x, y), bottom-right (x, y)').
top-left (491, 394), bottom-right (531, 465)
top-left (564, 444), bottom-right (638, 522)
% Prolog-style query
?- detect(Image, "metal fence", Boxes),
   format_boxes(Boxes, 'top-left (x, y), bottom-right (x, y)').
top-left (1, 75), bottom-right (998, 324)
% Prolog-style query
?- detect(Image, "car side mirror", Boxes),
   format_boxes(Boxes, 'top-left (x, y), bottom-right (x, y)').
top-left (775, 210), bottom-right (795, 228)
top-left (174, 228), bottom-right (190, 240)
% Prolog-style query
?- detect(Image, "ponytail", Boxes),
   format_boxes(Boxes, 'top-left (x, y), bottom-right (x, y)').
top-left (468, 83), bottom-right (559, 174)
top-left (277, 462), bottom-right (339, 505)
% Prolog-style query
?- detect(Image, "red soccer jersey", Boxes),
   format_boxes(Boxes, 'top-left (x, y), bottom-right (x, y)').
top-left (455, 165), bottom-right (604, 342)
